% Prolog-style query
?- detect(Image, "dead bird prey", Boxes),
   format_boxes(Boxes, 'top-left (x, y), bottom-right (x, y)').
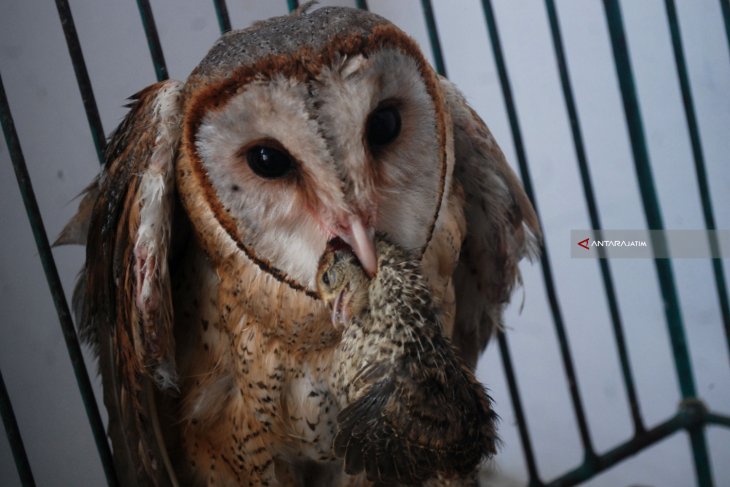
top-left (317, 237), bottom-right (498, 485)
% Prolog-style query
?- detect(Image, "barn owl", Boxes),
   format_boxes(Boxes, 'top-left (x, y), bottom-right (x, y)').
top-left (60, 4), bottom-right (539, 486)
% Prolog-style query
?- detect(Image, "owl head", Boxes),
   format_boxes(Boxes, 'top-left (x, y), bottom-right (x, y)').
top-left (177, 6), bottom-right (451, 293)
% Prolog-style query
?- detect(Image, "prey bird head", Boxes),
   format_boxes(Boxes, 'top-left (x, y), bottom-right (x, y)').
top-left (316, 237), bottom-right (370, 327)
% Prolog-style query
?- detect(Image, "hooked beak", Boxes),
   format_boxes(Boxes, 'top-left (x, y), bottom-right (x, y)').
top-left (335, 215), bottom-right (377, 277)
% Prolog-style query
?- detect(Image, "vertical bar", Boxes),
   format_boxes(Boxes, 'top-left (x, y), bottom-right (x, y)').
top-left (480, 0), bottom-right (597, 463)
top-left (355, 0), bottom-right (369, 10)
top-left (213, 0), bottom-right (232, 34)
top-left (54, 0), bottom-right (105, 164)
top-left (0, 369), bottom-right (36, 487)
top-left (602, 1), bottom-right (712, 485)
top-left (0, 74), bottom-right (118, 487)
top-left (497, 334), bottom-right (543, 486)
top-left (136, 0), bottom-right (169, 81)
top-left (665, 0), bottom-right (730, 366)
top-left (688, 427), bottom-right (714, 487)
top-left (543, 0), bottom-right (645, 435)
top-left (720, 0), bottom-right (730, 60)
top-left (420, 0), bottom-right (447, 76)
top-left (602, 0), bottom-right (696, 403)
top-left (287, 0), bottom-right (299, 13)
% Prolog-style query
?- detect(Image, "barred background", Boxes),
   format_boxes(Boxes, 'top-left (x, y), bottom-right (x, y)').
top-left (1, 1), bottom-right (729, 485)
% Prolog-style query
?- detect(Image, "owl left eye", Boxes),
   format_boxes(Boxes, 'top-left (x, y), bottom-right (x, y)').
top-left (246, 145), bottom-right (294, 179)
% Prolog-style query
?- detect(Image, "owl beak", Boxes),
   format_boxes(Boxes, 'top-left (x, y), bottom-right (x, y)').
top-left (337, 215), bottom-right (377, 277)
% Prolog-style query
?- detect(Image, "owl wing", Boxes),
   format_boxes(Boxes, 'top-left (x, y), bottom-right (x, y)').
top-left (441, 78), bottom-right (541, 368)
top-left (62, 80), bottom-right (184, 486)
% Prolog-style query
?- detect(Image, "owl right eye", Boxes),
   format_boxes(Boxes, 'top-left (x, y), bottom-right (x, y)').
top-left (245, 145), bottom-right (294, 179)
top-left (366, 105), bottom-right (401, 149)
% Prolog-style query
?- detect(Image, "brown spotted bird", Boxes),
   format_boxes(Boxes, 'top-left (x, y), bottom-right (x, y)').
top-left (59, 4), bottom-right (538, 486)
top-left (317, 237), bottom-right (498, 485)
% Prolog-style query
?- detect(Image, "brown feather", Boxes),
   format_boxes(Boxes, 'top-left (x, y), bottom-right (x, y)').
top-left (53, 181), bottom-right (99, 247)
top-left (440, 78), bottom-right (541, 368)
top-left (78, 80), bottom-right (183, 486)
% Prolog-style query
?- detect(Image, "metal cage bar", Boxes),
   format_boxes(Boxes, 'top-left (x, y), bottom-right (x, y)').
top-left (480, 0), bottom-right (598, 472)
top-left (420, 0), bottom-right (446, 76)
top-left (0, 369), bottom-right (35, 487)
top-left (54, 0), bottom-right (106, 164)
top-left (664, 0), bottom-right (730, 364)
top-left (603, 0), bottom-right (712, 483)
top-left (543, 0), bottom-right (645, 436)
top-left (2, 1), bottom-right (729, 486)
top-left (497, 334), bottom-right (542, 485)
top-left (213, 0), bottom-right (232, 34)
top-left (549, 401), bottom-right (707, 486)
top-left (137, 0), bottom-right (169, 81)
top-left (0, 74), bottom-right (119, 487)
top-left (721, 0), bottom-right (730, 61)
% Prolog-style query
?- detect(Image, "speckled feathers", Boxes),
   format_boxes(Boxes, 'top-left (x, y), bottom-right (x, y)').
top-left (64, 5), bottom-right (538, 486)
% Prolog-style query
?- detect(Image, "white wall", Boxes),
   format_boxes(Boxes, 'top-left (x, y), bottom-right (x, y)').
top-left (1, 0), bottom-right (728, 485)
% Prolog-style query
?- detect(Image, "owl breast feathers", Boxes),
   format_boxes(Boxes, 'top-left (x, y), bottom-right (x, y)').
top-left (60, 4), bottom-right (539, 486)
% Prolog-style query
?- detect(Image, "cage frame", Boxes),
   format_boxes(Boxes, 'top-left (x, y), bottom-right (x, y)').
top-left (1, 1), bottom-right (729, 486)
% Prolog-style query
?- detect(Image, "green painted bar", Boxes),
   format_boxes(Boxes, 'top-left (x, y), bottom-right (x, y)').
top-left (497, 333), bottom-right (543, 484)
top-left (720, 0), bottom-right (730, 61)
top-left (213, 0), bottom-right (232, 34)
top-left (544, 0), bottom-right (645, 435)
top-left (547, 407), bottom-right (695, 486)
top-left (547, 401), bottom-right (728, 486)
top-left (480, 0), bottom-right (597, 463)
top-left (602, 1), bottom-right (712, 484)
top-left (54, 0), bottom-right (106, 164)
top-left (603, 0), bottom-right (695, 409)
top-left (706, 412), bottom-right (730, 428)
top-left (136, 0), bottom-right (169, 82)
top-left (0, 74), bottom-right (118, 487)
top-left (1, 2), bottom-right (726, 485)
top-left (0, 370), bottom-right (35, 487)
top-left (664, 0), bottom-right (730, 366)
top-left (420, 0), bottom-right (446, 76)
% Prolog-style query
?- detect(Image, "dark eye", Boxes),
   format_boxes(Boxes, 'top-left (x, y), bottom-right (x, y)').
top-left (366, 105), bottom-right (401, 148)
top-left (322, 269), bottom-right (335, 287)
top-left (246, 145), bottom-right (293, 179)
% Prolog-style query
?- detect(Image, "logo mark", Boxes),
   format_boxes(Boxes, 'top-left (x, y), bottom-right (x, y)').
top-left (578, 238), bottom-right (590, 250)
